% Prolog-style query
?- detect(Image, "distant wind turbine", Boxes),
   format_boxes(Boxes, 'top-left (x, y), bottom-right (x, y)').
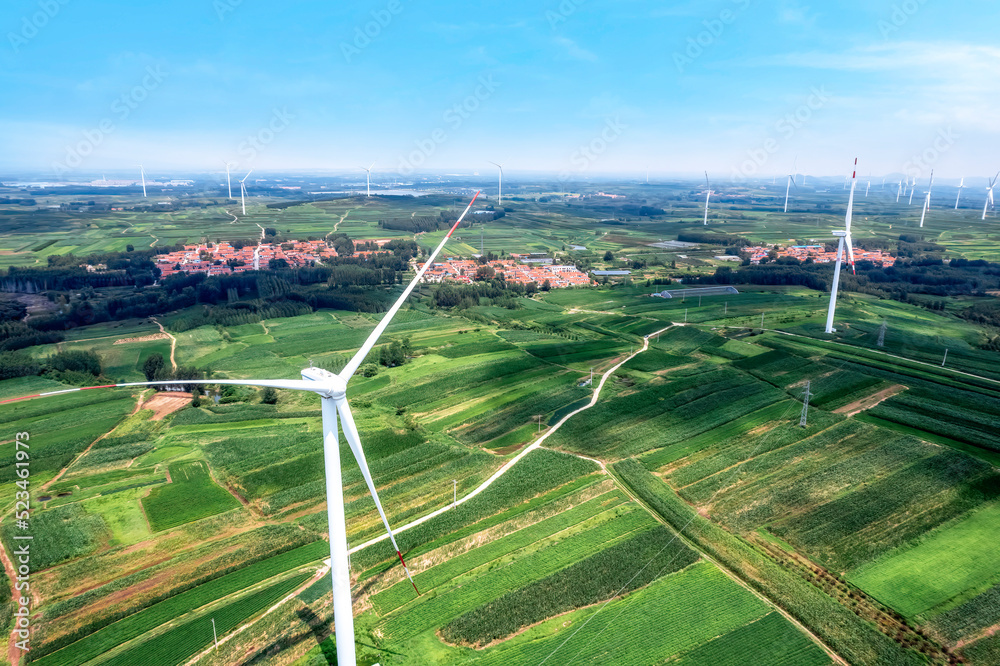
top-left (919, 170), bottom-right (934, 228)
top-left (703, 171), bottom-right (713, 225)
top-left (488, 161), bottom-right (503, 206)
top-left (825, 158), bottom-right (858, 335)
top-left (139, 165), bottom-right (147, 198)
top-left (896, 179), bottom-right (903, 203)
top-left (239, 169), bottom-right (253, 215)
top-left (865, 173), bottom-right (871, 198)
top-left (783, 173), bottom-right (797, 213)
top-left (222, 161), bottom-right (233, 199)
top-left (361, 163), bottom-right (375, 197)
top-left (984, 172), bottom-right (999, 220)
top-left (908, 177), bottom-right (917, 205)
top-left (0, 191), bottom-right (484, 666)
top-left (955, 177), bottom-right (966, 209)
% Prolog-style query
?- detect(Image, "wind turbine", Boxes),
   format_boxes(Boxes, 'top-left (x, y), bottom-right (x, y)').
top-left (223, 161), bottom-right (233, 199)
top-left (908, 177), bottom-right (916, 205)
top-left (239, 169), bottom-right (253, 216)
top-left (783, 173), bottom-right (797, 213)
top-left (360, 163), bottom-right (375, 197)
top-left (896, 179), bottom-right (903, 203)
top-left (983, 172), bottom-right (999, 220)
top-left (138, 165), bottom-right (147, 198)
top-left (865, 173), bottom-right (871, 198)
top-left (702, 171), bottom-right (713, 225)
top-left (2, 191), bottom-right (484, 666)
top-left (488, 161), bottom-right (503, 206)
top-left (825, 158), bottom-right (858, 335)
top-left (919, 170), bottom-right (934, 228)
top-left (955, 177), bottom-right (966, 209)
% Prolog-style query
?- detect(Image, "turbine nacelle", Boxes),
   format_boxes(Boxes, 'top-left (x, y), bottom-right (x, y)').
top-left (301, 367), bottom-right (347, 398)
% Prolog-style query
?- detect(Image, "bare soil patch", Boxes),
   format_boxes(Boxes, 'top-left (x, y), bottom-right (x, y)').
top-left (144, 392), bottom-right (192, 420)
top-left (833, 384), bottom-right (907, 417)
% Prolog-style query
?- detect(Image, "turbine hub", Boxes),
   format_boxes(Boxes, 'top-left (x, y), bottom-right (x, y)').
top-left (301, 367), bottom-right (347, 398)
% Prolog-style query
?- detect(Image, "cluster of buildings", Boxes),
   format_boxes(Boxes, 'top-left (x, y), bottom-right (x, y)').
top-left (156, 240), bottom-right (346, 277)
top-left (742, 244), bottom-right (896, 267)
top-left (421, 256), bottom-right (593, 288)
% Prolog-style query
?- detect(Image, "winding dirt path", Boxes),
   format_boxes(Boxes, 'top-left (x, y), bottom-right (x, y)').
top-left (325, 210), bottom-right (351, 239)
top-left (150, 317), bottom-right (177, 372)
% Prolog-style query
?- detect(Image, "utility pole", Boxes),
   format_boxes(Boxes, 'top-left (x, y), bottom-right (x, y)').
top-left (760, 313), bottom-right (764, 330)
top-left (212, 618), bottom-right (218, 650)
top-left (684, 308), bottom-right (688, 323)
top-left (698, 295), bottom-right (702, 307)
top-left (453, 479), bottom-right (457, 508)
top-left (800, 381), bottom-right (813, 427)
top-left (590, 367), bottom-right (594, 386)
top-left (724, 301), bottom-right (728, 315)
top-left (941, 348), bottom-right (948, 367)
top-left (536, 414), bottom-right (544, 434)
top-left (876, 319), bottom-right (886, 348)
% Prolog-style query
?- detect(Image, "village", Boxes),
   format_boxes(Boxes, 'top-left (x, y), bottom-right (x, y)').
top-left (741, 244), bottom-right (896, 267)
top-left (153, 241), bottom-right (594, 288)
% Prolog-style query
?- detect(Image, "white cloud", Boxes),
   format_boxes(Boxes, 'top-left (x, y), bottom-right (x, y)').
top-left (553, 36), bottom-right (598, 62)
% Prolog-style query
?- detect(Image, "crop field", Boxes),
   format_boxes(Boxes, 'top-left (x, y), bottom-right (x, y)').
top-left (141, 460), bottom-right (242, 531)
top-left (848, 502), bottom-right (1000, 620)
top-left (4, 187), bottom-right (1000, 665)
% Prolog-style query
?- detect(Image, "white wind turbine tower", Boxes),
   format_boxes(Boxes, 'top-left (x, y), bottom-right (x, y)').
top-left (865, 173), bottom-right (871, 198)
top-left (955, 177), bottom-right (966, 209)
top-left (983, 172), bottom-right (999, 220)
top-left (222, 161), bottom-right (233, 199)
top-left (919, 170), bottom-right (934, 228)
top-left (2, 191), bottom-right (484, 666)
top-left (825, 158), bottom-right (858, 335)
top-left (239, 169), bottom-right (253, 216)
top-left (138, 165), bottom-right (147, 197)
top-left (702, 171), bottom-right (713, 225)
top-left (908, 177), bottom-right (916, 205)
top-left (488, 161), bottom-right (503, 206)
top-left (896, 179), bottom-right (903, 203)
top-left (360, 163), bottom-right (375, 197)
top-left (783, 172), bottom-right (797, 213)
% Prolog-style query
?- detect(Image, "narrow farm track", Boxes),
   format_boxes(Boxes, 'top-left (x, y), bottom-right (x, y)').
top-left (346, 325), bottom-right (675, 556)
top-left (213, 327), bottom-right (674, 658)
top-left (151, 317), bottom-right (178, 371)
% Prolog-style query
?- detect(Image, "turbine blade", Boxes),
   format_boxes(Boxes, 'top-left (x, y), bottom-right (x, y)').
top-left (845, 234), bottom-right (856, 275)
top-left (335, 398), bottom-right (419, 595)
top-left (0, 378), bottom-right (319, 405)
top-left (340, 191), bottom-right (481, 380)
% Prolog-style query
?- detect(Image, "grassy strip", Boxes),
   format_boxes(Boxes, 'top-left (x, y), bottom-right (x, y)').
top-left (854, 414), bottom-right (1000, 467)
top-left (370, 489), bottom-right (629, 615)
top-left (353, 450), bottom-right (599, 576)
top-left (672, 612), bottom-right (831, 666)
top-left (613, 459), bottom-right (927, 666)
top-left (101, 573), bottom-right (311, 666)
top-left (31, 541), bottom-right (326, 666)
top-left (441, 526), bottom-right (699, 646)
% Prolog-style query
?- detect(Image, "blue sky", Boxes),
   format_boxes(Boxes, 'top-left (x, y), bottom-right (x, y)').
top-left (2, 0), bottom-right (999, 182)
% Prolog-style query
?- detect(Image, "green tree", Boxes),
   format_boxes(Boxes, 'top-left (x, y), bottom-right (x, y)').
top-left (603, 250), bottom-right (614, 261)
top-left (260, 387), bottom-right (278, 404)
top-left (142, 353), bottom-right (165, 382)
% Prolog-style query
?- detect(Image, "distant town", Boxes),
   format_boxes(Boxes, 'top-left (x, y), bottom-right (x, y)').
top-left (741, 244), bottom-right (896, 267)
top-left (153, 241), bottom-right (595, 288)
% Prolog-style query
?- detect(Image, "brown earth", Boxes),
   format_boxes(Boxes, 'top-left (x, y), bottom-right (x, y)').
top-left (112, 333), bottom-right (170, 345)
top-left (144, 392), bottom-right (192, 420)
top-left (833, 384), bottom-right (907, 417)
